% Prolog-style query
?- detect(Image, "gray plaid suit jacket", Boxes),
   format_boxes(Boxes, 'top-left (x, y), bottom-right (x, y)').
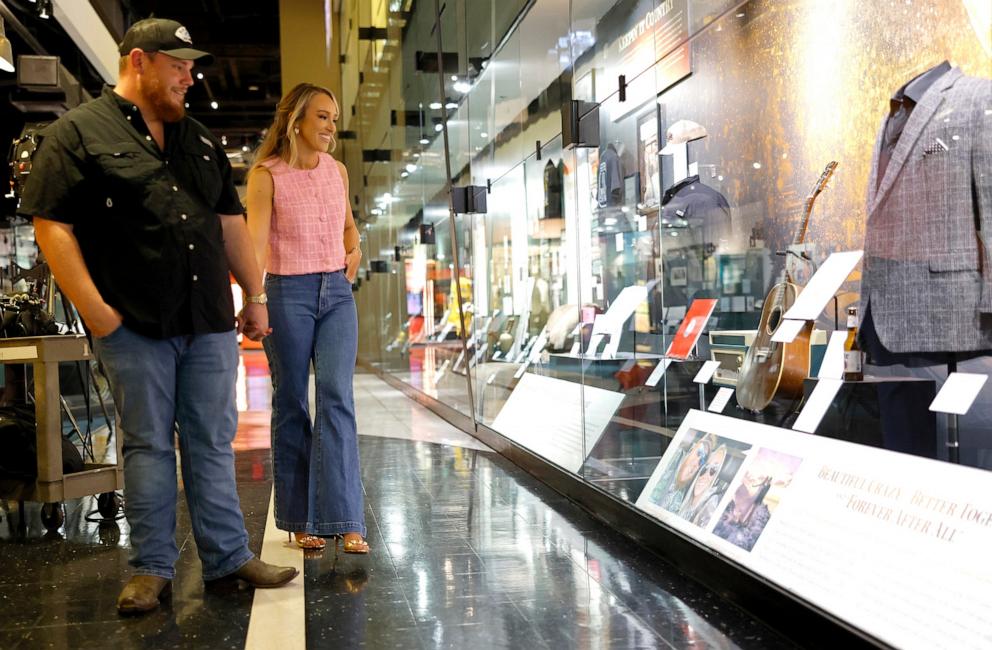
top-left (862, 67), bottom-right (992, 353)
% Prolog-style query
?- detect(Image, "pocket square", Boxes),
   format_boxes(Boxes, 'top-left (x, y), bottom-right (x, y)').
top-left (922, 137), bottom-right (950, 156)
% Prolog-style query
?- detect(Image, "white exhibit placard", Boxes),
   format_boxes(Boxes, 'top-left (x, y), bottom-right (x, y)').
top-left (818, 331), bottom-right (847, 379)
top-left (792, 378), bottom-right (844, 433)
top-left (569, 341), bottom-right (581, 356)
top-left (586, 333), bottom-right (605, 358)
top-left (693, 360), bottom-right (723, 385)
top-left (635, 409), bottom-right (992, 650)
top-left (707, 387), bottom-right (734, 413)
top-left (771, 318), bottom-right (807, 344)
top-left (513, 361), bottom-right (530, 380)
top-left (527, 333), bottom-right (548, 362)
top-left (783, 250), bottom-right (863, 321)
top-left (491, 374), bottom-right (626, 473)
top-left (929, 372), bottom-right (989, 415)
top-left (645, 358), bottom-right (675, 388)
top-left (593, 285), bottom-right (648, 335)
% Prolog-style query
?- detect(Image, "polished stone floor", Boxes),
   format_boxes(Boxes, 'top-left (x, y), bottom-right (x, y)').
top-left (0, 353), bottom-right (794, 649)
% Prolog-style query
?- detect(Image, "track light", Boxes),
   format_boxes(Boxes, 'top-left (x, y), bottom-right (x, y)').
top-left (0, 19), bottom-right (14, 73)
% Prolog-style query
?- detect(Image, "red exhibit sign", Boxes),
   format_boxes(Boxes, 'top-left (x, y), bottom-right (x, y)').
top-left (666, 298), bottom-right (717, 359)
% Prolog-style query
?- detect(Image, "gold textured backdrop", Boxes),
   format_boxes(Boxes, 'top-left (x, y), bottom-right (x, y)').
top-left (659, 0), bottom-right (990, 291)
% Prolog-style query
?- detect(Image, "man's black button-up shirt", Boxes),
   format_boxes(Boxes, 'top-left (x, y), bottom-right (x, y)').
top-left (18, 86), bottom-right (244, 339)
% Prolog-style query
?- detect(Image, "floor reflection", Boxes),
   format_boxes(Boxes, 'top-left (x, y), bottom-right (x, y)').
top-left (0, 353), bottom-right (791, 650)
top-left (308, 434), bottom-right (792, 649)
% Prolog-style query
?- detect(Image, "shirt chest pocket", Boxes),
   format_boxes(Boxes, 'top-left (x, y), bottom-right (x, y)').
top-left (89, 142), bottom-right (153, 173)
top-left (185, 149), bottom-right (223, 208)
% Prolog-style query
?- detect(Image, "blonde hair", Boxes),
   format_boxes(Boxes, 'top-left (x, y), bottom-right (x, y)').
top-left (250, 83), bottom-right (338, 176)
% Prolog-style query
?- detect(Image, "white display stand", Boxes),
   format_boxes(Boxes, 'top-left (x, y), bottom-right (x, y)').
top-left (491, 374), bottom-right (625, 473)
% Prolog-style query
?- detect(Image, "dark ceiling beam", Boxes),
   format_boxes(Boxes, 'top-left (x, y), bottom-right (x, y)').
top-left (228, 59), bottom-right (241, 89)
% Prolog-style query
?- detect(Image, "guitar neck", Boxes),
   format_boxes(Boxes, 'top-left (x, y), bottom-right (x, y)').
top-left (784, 161), bottom-right (838, 282)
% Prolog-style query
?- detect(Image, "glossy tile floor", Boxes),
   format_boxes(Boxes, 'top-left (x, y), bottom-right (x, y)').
top-left (0, 352), bottom-right (794, 649)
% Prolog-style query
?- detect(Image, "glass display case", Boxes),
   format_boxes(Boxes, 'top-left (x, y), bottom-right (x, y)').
top-left (342, 0), bottom-right (992, 645)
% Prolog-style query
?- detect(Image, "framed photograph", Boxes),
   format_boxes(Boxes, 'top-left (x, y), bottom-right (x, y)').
top-left (637, 109), bottom-right (661, 208)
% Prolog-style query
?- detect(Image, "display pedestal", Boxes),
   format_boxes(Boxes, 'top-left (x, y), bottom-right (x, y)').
top-left (798, 376), bottom-right (937, 458)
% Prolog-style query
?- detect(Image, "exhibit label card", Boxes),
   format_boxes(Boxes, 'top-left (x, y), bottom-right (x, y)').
top-left (594, 285), bottom-right (648, 335)
top-left (770, 318), bottom-right (807, 344)
top-left (818, 331), bottom-right (847, 379)
top-left (666, 298), bottom-right (718, 359)
top-left (929, 372), bottom-right (989, 415)
top-left (635, 409), bottom-right (992, 650)
top-left (645, 358), bottom-right (675, 388)
top-left (693, 360), bottom-right (723, 385)
top-left (707, 387), bottom-right (734, 413)
top-left (491, 374), bottom-right (626, 474)
top-left (792, 378), bottom-right (843, 433)
top-left (783, 250), bottom-right (863, 321)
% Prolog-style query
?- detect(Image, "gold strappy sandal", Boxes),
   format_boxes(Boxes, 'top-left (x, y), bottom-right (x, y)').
top-left (289, 531), bottom-right (326, 550)
top-left (340, 533), bottom-right (369, 554)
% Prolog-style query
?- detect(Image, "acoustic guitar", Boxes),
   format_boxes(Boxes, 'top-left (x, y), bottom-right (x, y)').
top-left (736, 162), bottom-right (838, 412)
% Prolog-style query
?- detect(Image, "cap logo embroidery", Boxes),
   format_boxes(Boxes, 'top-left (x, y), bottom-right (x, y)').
top-left (175, 26), bottom-right (193, 44)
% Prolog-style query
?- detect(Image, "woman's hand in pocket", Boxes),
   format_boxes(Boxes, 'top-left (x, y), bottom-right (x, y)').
top-left (345, 247), bottom-right (362, 283)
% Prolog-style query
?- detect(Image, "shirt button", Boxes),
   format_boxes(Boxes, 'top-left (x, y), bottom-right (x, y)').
top-left (181, 213), bottom-right (188, 221)
top-left (172, 186), bottom-right (179, 192)
top-left (126, 116), bottom-right (132, 121)
top-left (188, 244), bottom-right (195, 250)
top-left (203, 155), bottom-right (210, 161)
top-left (145, 135), bottom-right (152, 141)
top-left (131, 106), bottom-right (137, 112)
top-left (192, 275), bottom-right (199, 282)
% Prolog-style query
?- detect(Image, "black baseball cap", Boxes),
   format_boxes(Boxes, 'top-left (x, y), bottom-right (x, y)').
top-left (118, 18), bottom-right (214, 65)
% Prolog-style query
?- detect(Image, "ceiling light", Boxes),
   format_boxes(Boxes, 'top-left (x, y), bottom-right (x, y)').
top-left (434, 123), bottom-right (443, 132)
top-left (210, 101), bottom-right (219, 110)
top-left (242, 145), bottom-right (250, 152)
top-left (429, 101), bottom-right (442, 110)
top-left (450, 75), bottom-right (458, 81)
top-left (405, 163), bottom-right (417, 173)
top-left (419, 137), bottom-right (430, 145)
top-left (0, 19), bottom-right (14, 73)
top-left (221, 135), bottom-right (228, 145)
top-left (445, 102), bottom-right (458, 109)
top-left (453, 81), bottom-right (471, 94)
top-left (480, 132), bottom-right (488, 138)
top-left (248, 85), bottom-right (259, 91)
top-left (401, 171), bottom-right (409, 178)
top-left (196, 72), bottom-right (204, 80)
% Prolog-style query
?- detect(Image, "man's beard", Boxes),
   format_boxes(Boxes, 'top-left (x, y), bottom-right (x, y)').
top-left (144, 74), bottom-right (185, 123)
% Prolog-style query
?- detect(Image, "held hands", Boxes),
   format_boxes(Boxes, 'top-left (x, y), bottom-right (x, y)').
top-left (345, 247), bottom-right (362, 284)
top-left (238, 302), bottom-right (272, 341)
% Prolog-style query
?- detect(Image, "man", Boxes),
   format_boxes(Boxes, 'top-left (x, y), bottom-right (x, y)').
top-left (18, 18), bottom-right (296, 614)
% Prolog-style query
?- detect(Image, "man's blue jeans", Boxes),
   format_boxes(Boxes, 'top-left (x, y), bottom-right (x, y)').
top-left (94, 327), bottom-right (253, 580)
top-left (263, 271), bottom-right (366, 537)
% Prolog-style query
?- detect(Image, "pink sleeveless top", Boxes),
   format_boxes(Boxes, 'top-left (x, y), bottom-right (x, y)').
top-left (262, 152), bottom-right (347, 275)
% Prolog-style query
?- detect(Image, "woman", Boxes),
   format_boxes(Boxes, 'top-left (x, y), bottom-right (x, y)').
top-left (246, 83), bottom-right (367, 553)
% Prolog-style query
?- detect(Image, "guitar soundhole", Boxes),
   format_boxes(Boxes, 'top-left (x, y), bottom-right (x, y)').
top-left (767, 307), bottom-right (782, 334)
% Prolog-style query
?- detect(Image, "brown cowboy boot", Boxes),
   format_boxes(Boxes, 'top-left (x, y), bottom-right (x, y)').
top-left (223, 557), bottom-right (298, 588)
top-left (117, 575), bottom-right (172, 615)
